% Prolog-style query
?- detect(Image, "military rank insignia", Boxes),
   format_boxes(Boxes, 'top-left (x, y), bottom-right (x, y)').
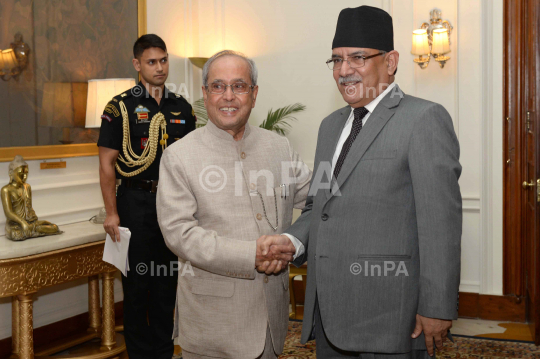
top-left (170, 119), bottom-right (185, 124)
top-left (171, 111), bottom-right (181, 116)
top-left (134, 105), bottom-right (151, 124)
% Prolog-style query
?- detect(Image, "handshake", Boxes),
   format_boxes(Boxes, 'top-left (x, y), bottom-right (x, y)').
top-left (255, 234), bottom-right (296, 275)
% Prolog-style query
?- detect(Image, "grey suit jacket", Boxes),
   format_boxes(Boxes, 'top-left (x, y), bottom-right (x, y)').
top-left (287, 84), bottom-right (462, 353)
top-left (157, 121), bottom-right (311, 358)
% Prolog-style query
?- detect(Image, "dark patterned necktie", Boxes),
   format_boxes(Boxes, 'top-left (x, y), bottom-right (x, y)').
top-left (333, 107), bottom-right (369, 179)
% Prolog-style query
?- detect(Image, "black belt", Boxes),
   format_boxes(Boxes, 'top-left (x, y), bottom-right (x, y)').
top-left (122, 179), bottom-right (159, 193)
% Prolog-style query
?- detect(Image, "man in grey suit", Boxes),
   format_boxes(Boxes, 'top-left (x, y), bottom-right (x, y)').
top-left (262, 5), bottom-right (462, 358)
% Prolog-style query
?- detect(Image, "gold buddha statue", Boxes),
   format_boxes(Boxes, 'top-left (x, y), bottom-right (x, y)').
top-left (1, 156), bottom-right (62, 241)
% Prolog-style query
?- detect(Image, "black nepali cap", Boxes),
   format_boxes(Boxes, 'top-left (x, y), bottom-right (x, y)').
top-left (332, 6), bottom-right (394, 51)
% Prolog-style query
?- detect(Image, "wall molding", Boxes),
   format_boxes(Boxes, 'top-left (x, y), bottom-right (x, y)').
top-left (454, 0), bottom-right (460, 137)
top-left (0, 205), bottom-right (103, 235)
top-left (480, 0), bottom-right (495, 295)
top-left (29, 205), bottom-right (103, 220)
top-left (459, 280), bottom-right (481, 293)
top-left (0, 171), bottom-right (99, 193)
top-left (30, 178), bottom-right (99, 192)
top-left (462, 196), bottom-right (480, 212)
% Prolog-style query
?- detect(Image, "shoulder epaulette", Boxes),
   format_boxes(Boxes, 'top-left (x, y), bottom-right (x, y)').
top-left (173, 93), bottom-right (189, 103)
top-left (113, 91), bottom-right (131, 101)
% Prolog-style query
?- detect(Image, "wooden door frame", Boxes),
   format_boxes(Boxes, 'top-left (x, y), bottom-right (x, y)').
top-left (503, 0), bottom-right (540, 312)
top-left (503, 0), bottom-right (525, 298)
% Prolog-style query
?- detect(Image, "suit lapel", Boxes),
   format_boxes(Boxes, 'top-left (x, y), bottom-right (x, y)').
top-left (327, 85), bottom-right (404, 201)
top-left (321, 106), bottom-right (350, 200)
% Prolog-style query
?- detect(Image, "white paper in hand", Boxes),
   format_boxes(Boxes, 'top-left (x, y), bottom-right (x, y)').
top-left (102, 227), bottom-right (131, 276)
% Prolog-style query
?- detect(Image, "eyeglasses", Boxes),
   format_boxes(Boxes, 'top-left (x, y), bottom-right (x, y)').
top-left (206, 81), bottom-right (254, 94)
top-left (326, 52), bottom-right (385, 70)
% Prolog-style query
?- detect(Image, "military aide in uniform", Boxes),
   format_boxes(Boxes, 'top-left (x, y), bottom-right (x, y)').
top-left (97, 34), bottom-right (196, 359)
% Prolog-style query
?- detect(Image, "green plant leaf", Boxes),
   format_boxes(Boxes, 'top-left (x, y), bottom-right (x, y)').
top-left (193, 98), bottom-right (208, 128)
top-left (259, 103), bottom-right (306, 136)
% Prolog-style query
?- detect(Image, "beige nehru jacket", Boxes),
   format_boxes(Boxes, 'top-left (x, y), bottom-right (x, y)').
top-left (157, 120), bottom-right (311, 358)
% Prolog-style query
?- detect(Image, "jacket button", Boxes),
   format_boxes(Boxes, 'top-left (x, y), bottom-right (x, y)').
top-left (241, 152), bottom-right (246, 159)
top-left (256, 213), bottom-right (263, 220)
top-left (264, 276), bottom-right (269, 283)
top-left (321, 214), bottom-right (329, 221)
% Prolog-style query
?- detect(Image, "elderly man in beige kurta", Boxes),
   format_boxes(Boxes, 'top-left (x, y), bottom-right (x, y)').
top-left (156, 50), bottom-right (311, 359)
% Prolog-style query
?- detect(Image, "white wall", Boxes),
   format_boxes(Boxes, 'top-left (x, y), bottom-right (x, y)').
top-left (168, 0), bottom-right (503, 295)
top-left (0, 0), bottom-right (504, 340)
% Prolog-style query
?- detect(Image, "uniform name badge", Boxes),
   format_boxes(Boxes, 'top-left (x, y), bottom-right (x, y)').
top-left (137, 113), bottom-right (149, 123)
top-left (134, 105), bottom-right (151, 124)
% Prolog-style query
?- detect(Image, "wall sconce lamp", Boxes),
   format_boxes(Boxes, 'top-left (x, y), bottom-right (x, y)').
top-left (411, 9), bottom-right (452, 69)
top-left (0, 33), bottom-right (30, 81)
top-left (189, 57), bottom-right (209, 69)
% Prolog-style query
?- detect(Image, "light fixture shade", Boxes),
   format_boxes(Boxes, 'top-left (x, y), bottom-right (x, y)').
top-left (1, 49), bottom-right (18, 72)
top-left (85, 78), bottom-right (136, 128)
top-left (189, 57), bottom-right (209, 69)
top-left (431, 28), bottom-right (450, 54)
top-left (411, 29), bottom-right (430, 56)
top-left (40, 82), bottom-right (89, 128)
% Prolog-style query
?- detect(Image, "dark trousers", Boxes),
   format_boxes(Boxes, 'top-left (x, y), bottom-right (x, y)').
top-left (117, 187), bottom-right (178, 359)
top-left (314, 295), bottom-right (433, 359)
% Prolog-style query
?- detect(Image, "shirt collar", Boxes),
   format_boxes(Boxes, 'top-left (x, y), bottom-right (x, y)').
top-left (205, 118), bottom-right (252, 142)
top-left (350, 82), bottom-right (397, 116)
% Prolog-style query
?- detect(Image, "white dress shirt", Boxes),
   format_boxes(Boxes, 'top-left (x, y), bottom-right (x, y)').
top-left (285, 82), bottom-right (397, 259)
